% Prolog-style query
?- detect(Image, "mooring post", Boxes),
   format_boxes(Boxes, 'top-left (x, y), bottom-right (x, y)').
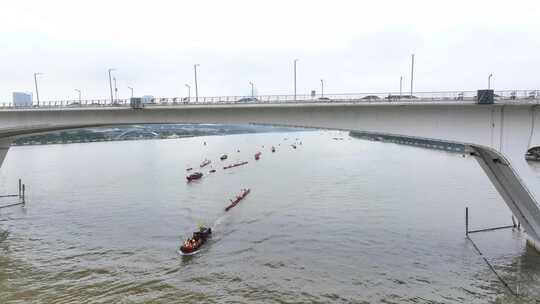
top-left (466, 207), bottom-right (469, 235)
top-left (511, 216), bottom-right (517, 228)
top-left (18, 179), bottom-right (22, 198)
top-left (22, 184), bottom-right (25, 204)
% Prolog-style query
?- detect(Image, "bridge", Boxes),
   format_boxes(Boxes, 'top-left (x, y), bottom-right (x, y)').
top-left (2, 89), bottom-right (540, 251)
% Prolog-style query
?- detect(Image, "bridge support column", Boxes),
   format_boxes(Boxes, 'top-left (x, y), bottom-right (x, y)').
top-left (0, 137), bottom-right (13, 170)
top-left (470, 145), bottom-right (540, 251)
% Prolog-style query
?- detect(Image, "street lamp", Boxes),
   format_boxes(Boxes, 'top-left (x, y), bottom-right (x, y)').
top-left (399, 76), bottom-right (403, 99)
top-left (488, 74), bottom-right (493, 89)
top-left (320, 79), bottom-right (324, 98)
top-left (74, 89), bottom-right (81, 103)
top-left (194, 64), bottom-right (200, 102)
top-left (293, 59), bottom-right (299, 100)
top-left (34, 72), bottom-right (43, 106)
top-left (108, 68), bottom-right (116, 104)
top-left (249, 82), bottom-right (254, 97)
top-left (128, 86), bottom-right (134, 98)
top-left (410, 54), bottom-right (415, 97)
top-left (113, 77), bottom-right (118, 101)
top-left (185, 84), bottom-right (191, 101)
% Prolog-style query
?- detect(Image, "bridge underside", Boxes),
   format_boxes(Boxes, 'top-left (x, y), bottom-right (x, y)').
top-left (1, 102), bottom-right (540, 250)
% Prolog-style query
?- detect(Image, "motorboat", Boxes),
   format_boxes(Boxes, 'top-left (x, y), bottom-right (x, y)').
top-left (179, 226), bottom-right (212, 255)
top-left (187, 172), bottom-right (203, 181)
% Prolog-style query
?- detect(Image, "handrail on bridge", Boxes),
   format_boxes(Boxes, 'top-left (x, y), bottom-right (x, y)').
top-left (2, 89), bottom-right (539, 109)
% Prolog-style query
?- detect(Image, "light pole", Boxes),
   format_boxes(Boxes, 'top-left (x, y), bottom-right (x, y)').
top-left (34, 72), bottom-right (43, 106)
top-left (113, 77), bottom-right (118, 101)
top-left (249, 82), bottom-right (254, 97)
top-left (293, 59), bottom-right (299, 100)
top-left (488, 74), bottom-right (493, 89)
top-left (399, 76), bottom-right (403, 99)
top-left (410, 54), bottom-right (415, 97)
top-left (108, 68), bottom-right (115, 104)
top-left (320, 79), bottom-right (324, 98)
top-left (128, 86), bottom-right (134, 98)
top-left (194, 64), bottom-right (200, 102)
top-left (185, 84), bottom-right (191, 101)
top-left (74, 89), bottom-right (81, 103)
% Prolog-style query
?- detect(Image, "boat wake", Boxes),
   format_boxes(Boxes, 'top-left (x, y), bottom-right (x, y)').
top-left (177, 248), bottom-right (201, 256)
top-left (212, 214), bottom-right (228, 230)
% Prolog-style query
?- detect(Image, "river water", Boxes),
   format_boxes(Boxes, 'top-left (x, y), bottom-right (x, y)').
top-left (0, 130), bottom-right (539, 303)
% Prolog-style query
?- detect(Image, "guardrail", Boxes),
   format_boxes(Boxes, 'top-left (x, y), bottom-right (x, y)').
top-left (2, 90), bottom-right (539, 109)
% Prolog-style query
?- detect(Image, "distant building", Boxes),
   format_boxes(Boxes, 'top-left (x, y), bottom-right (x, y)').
top-left (13, 92), bottom-right (33, 107)
top-left (142, 95), bottom-right (154, 104)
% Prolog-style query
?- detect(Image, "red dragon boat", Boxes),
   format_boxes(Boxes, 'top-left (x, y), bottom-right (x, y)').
top-left (223, 161), bottom-right (248, 170)
top-left (200, 159), bottom-right (211, 168)
top-left (225, 189), bottom-right (251, 212)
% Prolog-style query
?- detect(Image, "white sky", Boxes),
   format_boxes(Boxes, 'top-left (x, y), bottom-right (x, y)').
top-left (1, 0), bottom-right (539, 102)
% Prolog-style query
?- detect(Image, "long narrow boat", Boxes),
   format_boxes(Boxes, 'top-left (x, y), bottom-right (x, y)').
top-left (200, 159), bottom-right (211, 168)
top-left (225, 189), bottom-right (251, 212)
top-left (223, 161), bottom-right (248, 170)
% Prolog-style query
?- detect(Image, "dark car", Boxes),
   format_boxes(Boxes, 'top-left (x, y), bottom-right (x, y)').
top-left (237, 97), bottom-right (258, 102)
top-left (361, 95), bottom-right (381, 100)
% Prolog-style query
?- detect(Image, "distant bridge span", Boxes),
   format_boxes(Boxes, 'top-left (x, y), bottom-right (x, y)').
top-left (2, 99), bottom-right (540, 249)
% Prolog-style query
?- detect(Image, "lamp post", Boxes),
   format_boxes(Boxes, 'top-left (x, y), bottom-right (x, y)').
top-left (108, 68), bottom-right (115, 104)
top-left (399, 76), bottom-right (403, 99)
top-left (128, 86), bottom-right (134, 98)
top-left (320, 79), bottom-right (324, 98)
top-left (113, 77), bottom-right (118, 101)
top-left (74, 89), bottom-right (81, 103)
top-left (249, 82), bottom-right (254, 97)
top-left (293, 59), bottom-right (299, 101)
top-left (185, 84), bottom-right (191, 101)
top-left (33, 72), bottom-right (43, 106)
top-left (410, 54), bottom-right (415, 97)
top-left (488, 74), bottom-right (493, 89)
top-left (194, 64), bottom-right (200, 102)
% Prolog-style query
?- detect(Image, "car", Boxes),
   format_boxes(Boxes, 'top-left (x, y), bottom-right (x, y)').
top-left (237, 97), bottom-right (258, 102)
top-left (317, 97), bottom-right (331, 101)
top-left (361, 95), bottom-right (381, 100)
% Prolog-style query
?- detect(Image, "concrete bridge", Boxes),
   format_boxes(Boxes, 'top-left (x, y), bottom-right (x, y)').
top-left (2, 90), bottom-right (540, 250)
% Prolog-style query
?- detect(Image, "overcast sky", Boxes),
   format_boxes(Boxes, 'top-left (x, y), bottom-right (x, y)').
top-left (1, 0), bottom-right (539, 102)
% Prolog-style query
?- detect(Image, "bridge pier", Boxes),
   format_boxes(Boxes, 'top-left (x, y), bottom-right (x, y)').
top-left (0, 137), bottom-right (12, 169)
top-left (470, 145), bottom-right (540, 251)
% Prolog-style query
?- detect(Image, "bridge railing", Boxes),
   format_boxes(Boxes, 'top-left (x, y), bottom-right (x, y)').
top-left (1, 90), bottom-right (539, 109)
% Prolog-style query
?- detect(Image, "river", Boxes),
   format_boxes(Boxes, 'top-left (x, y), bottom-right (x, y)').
top-left (0, 129), bottom-right (539, 303)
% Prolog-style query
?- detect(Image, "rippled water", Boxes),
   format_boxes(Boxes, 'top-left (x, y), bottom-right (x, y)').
top-left (0, 130), bottom-right (539, 303)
